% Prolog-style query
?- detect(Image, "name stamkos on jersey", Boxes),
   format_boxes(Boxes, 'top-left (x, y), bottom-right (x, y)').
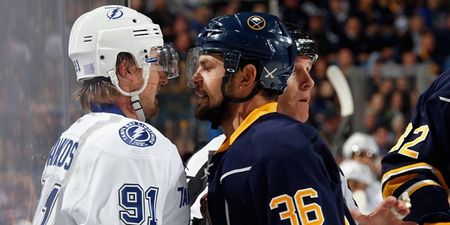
top-left (119, 121), bottom-right (156, 147)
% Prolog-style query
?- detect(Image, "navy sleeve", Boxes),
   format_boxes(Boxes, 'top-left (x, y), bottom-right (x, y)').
top-left (382, 70), bottom-right (450, 224)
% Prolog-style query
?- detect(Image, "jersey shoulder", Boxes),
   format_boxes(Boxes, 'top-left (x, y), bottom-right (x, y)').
top-left (231, 112), bottom-right (320, 160)
top-left (70, 113), bottom-right (177, 156)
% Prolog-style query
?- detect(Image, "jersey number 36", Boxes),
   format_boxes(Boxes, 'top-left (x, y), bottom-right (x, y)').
top-left (270, 188), bottom-right (324, 225)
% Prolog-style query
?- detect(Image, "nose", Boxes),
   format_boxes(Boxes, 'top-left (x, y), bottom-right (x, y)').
top-left (301, 72), bottom-right (314, 90)
top-left (190, 69), bottom-right (202, 88)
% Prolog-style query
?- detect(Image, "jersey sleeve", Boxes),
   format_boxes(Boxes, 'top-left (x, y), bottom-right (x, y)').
top-left (381, 73), bottom-right (450, 224)
top-left (160, 153), bottom-right (190, 225)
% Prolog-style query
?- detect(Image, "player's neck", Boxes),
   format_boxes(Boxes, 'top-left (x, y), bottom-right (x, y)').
top-left (220, 95), bottom-right (272, 137)
top-left (115, 96), bottom-right (138, 119)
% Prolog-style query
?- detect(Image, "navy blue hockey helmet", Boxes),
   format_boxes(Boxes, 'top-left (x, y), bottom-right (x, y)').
top-left (186, 12), bottom-right (297, 94)
top-left (285, 23), bottom-right (318, 63)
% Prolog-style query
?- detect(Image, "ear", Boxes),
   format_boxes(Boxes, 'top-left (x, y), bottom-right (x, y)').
top-left (239, 64), bottom-right (258, 89)
top-left (117, 61), bottom-right (133, 79)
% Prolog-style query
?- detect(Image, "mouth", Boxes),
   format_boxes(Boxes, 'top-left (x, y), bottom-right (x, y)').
top-left (194, 89), bottom-right (207, 99)
top-left (299, 98), bottom-right (309, 103)
top-left (299, 94), bottom-right (311, 103)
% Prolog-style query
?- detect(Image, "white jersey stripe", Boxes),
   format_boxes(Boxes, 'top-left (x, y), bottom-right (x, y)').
top-left (220, 166), bottom-right (252, 184)
top-left (439, 96), bottom-right (450, 103)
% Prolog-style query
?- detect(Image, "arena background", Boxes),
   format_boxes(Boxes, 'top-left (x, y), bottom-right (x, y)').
top-left (1, 0), bottom-right (449, 224)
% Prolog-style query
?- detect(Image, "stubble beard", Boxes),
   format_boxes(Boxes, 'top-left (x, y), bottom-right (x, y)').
top-left (195, 98), bottom-right (231, 129)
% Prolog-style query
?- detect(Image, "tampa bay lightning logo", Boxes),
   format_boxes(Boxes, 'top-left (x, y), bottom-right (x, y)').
top-left (106, 7), bottom-right (124, 20)
top-left (119, 121), bottom-right (156, 147)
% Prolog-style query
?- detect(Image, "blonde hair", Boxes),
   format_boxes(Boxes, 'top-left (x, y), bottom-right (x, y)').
top-left (75, 52), bottom-right (137, 112)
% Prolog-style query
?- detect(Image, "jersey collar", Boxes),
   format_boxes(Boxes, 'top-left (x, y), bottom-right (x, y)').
top-left (90, 103), bottom-right (125, 116)
top-left (216, 102), bottom-right (277, 153)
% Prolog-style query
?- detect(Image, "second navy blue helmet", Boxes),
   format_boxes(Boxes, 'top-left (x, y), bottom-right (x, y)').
top-left (285, 22), bottom-right (318, 63)
top-left (186, 12), bottom-right (297, 94)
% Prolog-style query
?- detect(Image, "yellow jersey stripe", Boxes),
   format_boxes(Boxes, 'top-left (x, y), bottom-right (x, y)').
top-left (216, 102), bottom-right (277, 153)
top-left (382, 174), bottom-right (417, 198)
top-left (424, 223), bottom-right (450, 225)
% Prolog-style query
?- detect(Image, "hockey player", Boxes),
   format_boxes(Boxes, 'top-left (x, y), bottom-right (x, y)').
top-left (278, 24), bottom-right (412, 225)
top-left (382, 69), bottom-right (450, 224)
top-left (186, 12), bottom-right (356, 225)
top-left (186, 22), bottom-right (412, 225)
top-left (31, 5), bottom-right (189, 225)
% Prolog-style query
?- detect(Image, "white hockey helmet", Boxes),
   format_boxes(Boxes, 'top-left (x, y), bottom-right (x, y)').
top-left (68, 5), bottom-right (178, 121)
top-left (342, 132), bottom-right (379, 159)
top-left (68, 5), bottom-right (178, 81)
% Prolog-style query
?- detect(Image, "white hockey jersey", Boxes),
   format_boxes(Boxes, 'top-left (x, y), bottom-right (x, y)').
top-left (32, 112), bottom-right (189, 225)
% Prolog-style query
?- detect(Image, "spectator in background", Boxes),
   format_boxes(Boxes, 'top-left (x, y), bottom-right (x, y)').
top-left (373, 125), bottom-right (392, 157)
top-left (325, 0), bottom-right (349, 37)
top-left (148, 0), bottom-right (176, 42)
top-left (438, 14), bottom-right (450, 69)
top-left (280, 0), bottom-right (309, 28)
top-left (309, 13), bottom-right (338, 56)
top-left (409, 14), bottom-right (427, 55)
top-left (339, 16), bottom-right (369, 65)
top-left (189, 5), bottom-right (212, 39)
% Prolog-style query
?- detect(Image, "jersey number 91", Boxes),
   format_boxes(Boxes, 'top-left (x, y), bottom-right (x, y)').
top-left (119, 184), bottom-right (159, 225)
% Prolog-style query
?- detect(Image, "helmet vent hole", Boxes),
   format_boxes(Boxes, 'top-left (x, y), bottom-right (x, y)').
top-left (133, 29), bottom-right (149, 37)
top-left (100, 55), bottom-right (105, 60)
top-left (83, 36), bottom-right (93, 42)
top-left (132, 19), bottom-right (137, 23)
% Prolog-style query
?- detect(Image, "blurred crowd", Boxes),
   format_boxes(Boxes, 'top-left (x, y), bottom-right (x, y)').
top-left (1, 0), bottom-right (450, 224)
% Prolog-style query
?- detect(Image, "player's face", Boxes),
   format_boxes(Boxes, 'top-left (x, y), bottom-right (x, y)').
top-left (139, 67), bottom-right (169, 119)
top-left (278, 56), bottom-right (314, 123)
top-left (191, 54), bottom-right (226, 121)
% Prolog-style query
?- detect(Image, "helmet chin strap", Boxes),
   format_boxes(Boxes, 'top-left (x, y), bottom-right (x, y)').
top-left (108, 64), bottom-right (150, 122)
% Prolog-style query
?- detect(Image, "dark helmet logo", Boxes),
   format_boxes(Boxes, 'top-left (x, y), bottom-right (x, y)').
top-left (247, 16), bottom-right (266, 30)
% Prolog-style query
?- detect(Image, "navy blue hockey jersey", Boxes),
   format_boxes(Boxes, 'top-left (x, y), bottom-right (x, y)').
top-left (207, 103), bottom-right (355, 225)
top-left (381, 69), bottom-right (450, 224)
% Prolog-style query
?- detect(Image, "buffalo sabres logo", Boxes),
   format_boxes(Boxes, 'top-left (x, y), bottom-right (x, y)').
top-left (247, 15), bottom-right (266, 30)
top-left (119, 121), bottom-right (156, 147)
top-left (106, 7), bottom-right (124, 20)
top-left (263, 66), bottom-right (277, 79)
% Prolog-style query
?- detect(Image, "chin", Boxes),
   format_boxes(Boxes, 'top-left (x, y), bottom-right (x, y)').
top-left (195, 102), bottom-right (223, 123)
top-left (294, 109), bottom-right (309, 123)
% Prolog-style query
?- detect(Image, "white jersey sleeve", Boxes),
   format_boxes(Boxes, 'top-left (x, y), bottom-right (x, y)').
top-left (32, 113), bottom-right (189, 225)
